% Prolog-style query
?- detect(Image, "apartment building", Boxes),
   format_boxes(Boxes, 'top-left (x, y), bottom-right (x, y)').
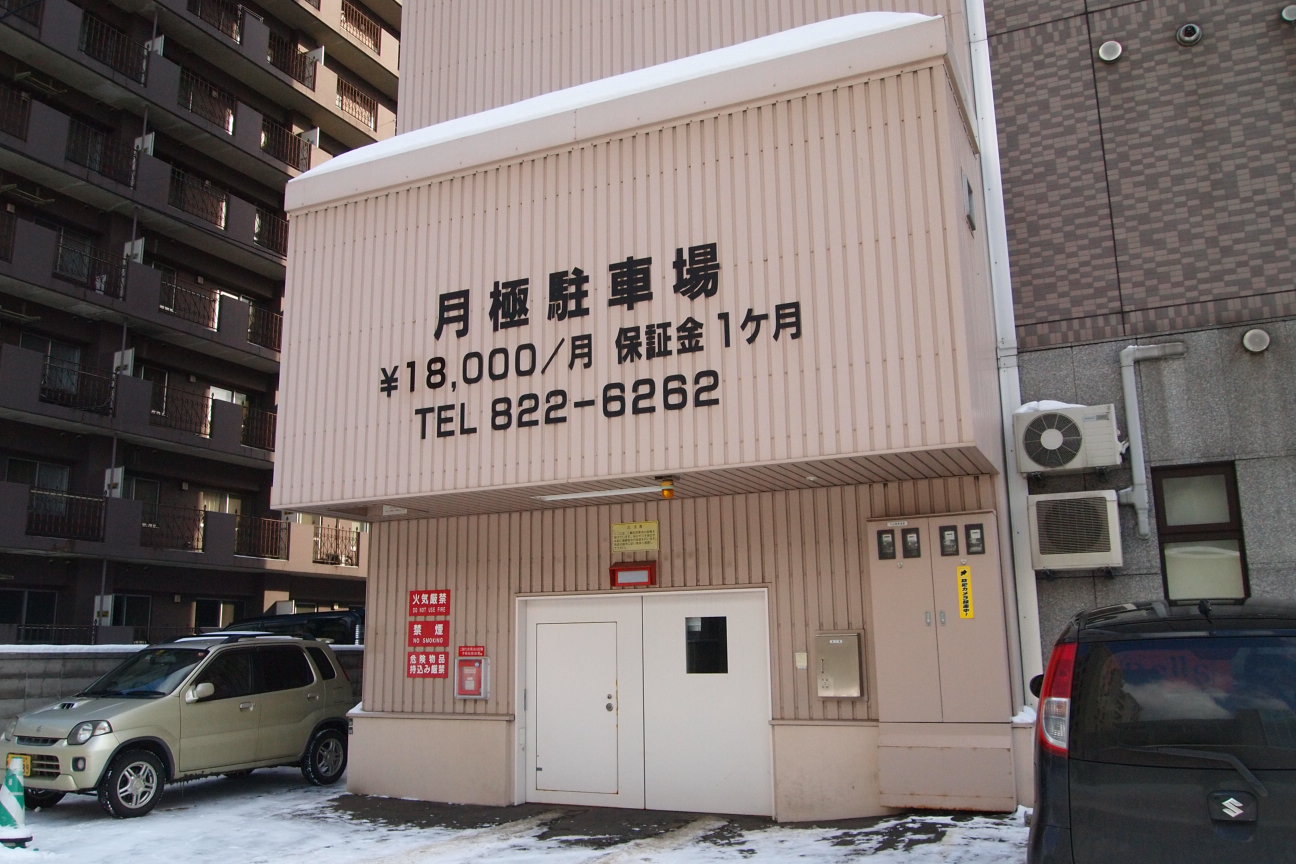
top-left (0, 0), bottom-right (399, 643)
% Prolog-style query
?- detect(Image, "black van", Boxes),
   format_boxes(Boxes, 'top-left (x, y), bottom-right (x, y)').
top-left (1029, 599), bottom-right (1296, 863)
top-left (222, 609), bottom-right (365, 644)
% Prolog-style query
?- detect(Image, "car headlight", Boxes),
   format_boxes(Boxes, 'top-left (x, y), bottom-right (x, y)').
top-left (1, 719), bottom-right (14, 741)
top-left (68, 720), bottom-right (112, 745)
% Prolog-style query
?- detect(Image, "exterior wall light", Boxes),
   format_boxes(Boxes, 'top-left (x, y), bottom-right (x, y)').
top-left (1097, 40), bottom-right (1123, 63)
top-left (1242, 328), bottom-right (1271, 353)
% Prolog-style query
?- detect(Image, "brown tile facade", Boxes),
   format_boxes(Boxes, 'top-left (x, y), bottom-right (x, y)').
top-left (988, 0), bottom-right (1296, 350)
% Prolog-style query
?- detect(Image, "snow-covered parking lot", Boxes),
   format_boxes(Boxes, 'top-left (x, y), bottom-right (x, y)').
top-left (3, 768), bottom-right (1027, 863)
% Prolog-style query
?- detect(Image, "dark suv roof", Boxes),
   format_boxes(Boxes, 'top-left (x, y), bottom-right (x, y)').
top-left (1061, 598), bottom-right (1296, 640)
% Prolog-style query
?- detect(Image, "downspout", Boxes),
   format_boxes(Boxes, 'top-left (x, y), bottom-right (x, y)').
top-left (966, 0), bottom-right (1043, 705)
top-left (1117, 343), bottom-right (1186, 537)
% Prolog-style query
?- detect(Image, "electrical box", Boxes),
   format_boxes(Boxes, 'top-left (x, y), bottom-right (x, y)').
top-left (814, 631), bottom-right (863, 699)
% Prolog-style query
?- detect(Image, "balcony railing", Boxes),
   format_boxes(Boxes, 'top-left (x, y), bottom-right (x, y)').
top-left (336, 76), bottom-right (377, 130)
top-left (0, 81), bottom-right (31, 139)
top-left (169, 166), bottom-right (228, 228)
top-left (27, 489), bottom-right (106, 541)
top-left (187, 0), bottom-right (242, 42)
top-left (79, 13), bottom-right (148, 84)
top-left (149, 386), bottom-right (212, 437)
top-left (66, 118), bottom-right (137, 186)
top-left (159, 274), bottom-right (219, 329)
top-left (340, 0), bottom-right (381, 53)
top-left (313, 525), bottom-right (361, 566)
top-left (178, 69), bottom-right (236, 133)
top-left (296, 0), bottom-right (321, 10)
top-left (53, 241), bottom-right (127, 298)
top-left (268, 32), bottom-right (317, 90)
top-left (241, 405), bottom-right (277, 450)
top-left (254, 207), bottom-right (288, 255)
top-left (248, 305), bottom-right (282, 351)
top-left (0, 210), bottom-right (15, 262)
top-left (261, 117), bottom-right (311, 171)
top-left (39, 359), bottom-right (115, 414)
top-left (0, 0), bottom-right (43, 27)
top-left (235, 514), bottom-right (288, 558)
top-left (140, 504), bottom-right (206, 551)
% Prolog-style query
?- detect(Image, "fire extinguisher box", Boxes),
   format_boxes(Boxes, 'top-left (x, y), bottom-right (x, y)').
top-left (455, 656), bottom-right (489, 699)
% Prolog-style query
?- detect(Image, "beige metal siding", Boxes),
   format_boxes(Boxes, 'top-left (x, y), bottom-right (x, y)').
top-left (278, 61), bottom-right (989, 512)
top-left (362, 478), bottom-right (996, 721)
top-left (401, 1), bottom-right (972, 130)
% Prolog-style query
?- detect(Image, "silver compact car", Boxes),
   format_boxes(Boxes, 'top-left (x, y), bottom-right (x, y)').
top-left (2, 633), bottom-right (354, 817)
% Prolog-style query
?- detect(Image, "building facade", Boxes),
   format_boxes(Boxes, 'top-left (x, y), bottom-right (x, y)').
top-left (0, 0), bottom-right (400, 643)
top-left (280, 4), bottom-right (1033, 821)
top-left (986, 0), bottom-right (1296, 653)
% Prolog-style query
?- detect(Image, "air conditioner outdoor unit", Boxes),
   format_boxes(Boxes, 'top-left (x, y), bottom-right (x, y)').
top-left (1014, 404), bottom-right (1122, 474)
top-left (1028, 490), bottom-right (1122, 571)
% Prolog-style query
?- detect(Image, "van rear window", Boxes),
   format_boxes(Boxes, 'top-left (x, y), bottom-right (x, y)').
top-left (1071, 636), bottom-right (1296, 767)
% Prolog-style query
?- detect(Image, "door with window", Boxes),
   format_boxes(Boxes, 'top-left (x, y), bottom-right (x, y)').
top-left (523, 589), bottom-right (772, 815)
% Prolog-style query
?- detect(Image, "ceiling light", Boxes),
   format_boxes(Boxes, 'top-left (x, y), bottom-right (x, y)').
top-left (535, 485), bottom-right (664, 502)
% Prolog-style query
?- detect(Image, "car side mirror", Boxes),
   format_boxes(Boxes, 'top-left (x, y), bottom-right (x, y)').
top-left (186, 682), bottom-right (216, 703)
top-left (1029, 674), bottom-right (1043, 699)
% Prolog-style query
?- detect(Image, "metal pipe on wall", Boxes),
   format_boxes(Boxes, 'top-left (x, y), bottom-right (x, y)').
top-left (1118, 343), bottom-right (1187, 538)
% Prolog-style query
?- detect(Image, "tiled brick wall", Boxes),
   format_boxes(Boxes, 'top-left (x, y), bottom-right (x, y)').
top-left (988, 0), bottom-right (1296, 350)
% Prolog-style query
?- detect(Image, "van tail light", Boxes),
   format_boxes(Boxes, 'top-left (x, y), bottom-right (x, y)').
top-left (1038, 642), bottom-right (1076, 755)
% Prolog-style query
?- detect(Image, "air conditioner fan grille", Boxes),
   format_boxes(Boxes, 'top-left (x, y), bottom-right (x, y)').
top-left (1022, 412), bottom-right (1084, 468)
top-left (1036, 497), bottom-right (1113, 554)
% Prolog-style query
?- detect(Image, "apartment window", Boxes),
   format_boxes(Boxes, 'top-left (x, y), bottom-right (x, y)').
top-left (1153, 463), bottom-right (1247, 601)
top-left (111, 594), bottom-right (151, 629)
top-left (195, 598), bottom-right (240, 628)
top-left (128, 476), bottom-right (161, 526)
top-left (202, 489), bottom-right (244, 515)
top-left (5, 456), bottom-right (70, 491)
top-left (0, 588), bottom-right (57, 626)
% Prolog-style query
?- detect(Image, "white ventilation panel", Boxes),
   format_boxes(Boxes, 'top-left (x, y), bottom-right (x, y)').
top-left (1015, 404), bottom-right (1121, 474)
top-left (1028, 490), bottom-right (1122, 570)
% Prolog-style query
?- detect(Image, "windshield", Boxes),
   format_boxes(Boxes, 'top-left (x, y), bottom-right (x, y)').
top-left (1072, 635), bottom-right (1296, 767)
top-left (80, 648), bottom-right (209, 698)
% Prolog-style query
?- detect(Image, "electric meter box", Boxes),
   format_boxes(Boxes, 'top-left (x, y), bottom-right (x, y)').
top-left (814, 631), bottom-right (864, 698)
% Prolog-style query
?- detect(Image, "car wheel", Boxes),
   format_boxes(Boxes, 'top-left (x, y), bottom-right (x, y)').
top-left (98, 750), bottom-right (165, 818)
top-left (301, 727), bottom-right (347, 786)
top-left (23, 788), bottom-right (65, 810)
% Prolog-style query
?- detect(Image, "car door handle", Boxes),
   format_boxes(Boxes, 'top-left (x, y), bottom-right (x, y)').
top-left (239, 702), bottom-right (254, 712)
top-left (306, 693), bottom-right (320, 701)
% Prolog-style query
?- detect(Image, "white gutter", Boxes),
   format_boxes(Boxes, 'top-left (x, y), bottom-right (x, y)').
top-left (966, 0), bottom-right (1042, 705)
top-left (1117, 343), bottom-right (1187, 537)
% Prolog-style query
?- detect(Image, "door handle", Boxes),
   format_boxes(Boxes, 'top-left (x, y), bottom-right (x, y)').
top-left (924, 611), bottom-right (932, 627)
top-left (239, 702), bottom-right (254, 712)
top-left (939, 611), bottom-right (947, 626)
top-left (306, 693), bottom-right (320, 701)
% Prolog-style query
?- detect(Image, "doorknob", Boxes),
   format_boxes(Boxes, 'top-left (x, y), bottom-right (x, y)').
top-left (605, 702), bottom-right (614, 712)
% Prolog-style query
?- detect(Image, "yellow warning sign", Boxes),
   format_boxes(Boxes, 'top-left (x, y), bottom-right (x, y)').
top-left (957, 566), bottom-right (975, 619)
top-left (612, 520), bottom-right (660, 552)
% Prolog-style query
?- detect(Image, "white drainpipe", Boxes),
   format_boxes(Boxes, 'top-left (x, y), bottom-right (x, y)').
top-left (966, 0), bottom-right (1043, 704)
top-left (1117, 343), bottom-right (1187, 537)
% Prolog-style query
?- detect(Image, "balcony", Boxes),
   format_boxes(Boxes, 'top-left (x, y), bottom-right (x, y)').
top-left (254, 207), bottom-right (288, 255)
top-left (78, 12), bottom-right (149, 84)
top-left (0, 221), bottom-right (280, 368)
top-left (340, 0), bottom-right (381, 54)
top-left (0, 345), bottom-right (275, 467)
top-left (235, 513), bottom-right (287, 558)
top-left (267, 31), bottom-right (317, 90)
top-left (37, 357), bottom-right (115, 414)
top-left (0, 482), bottom-right (369, 579)
top-left (177, 68), bottom-right (236, 134)
top-left (260, 116), bottom-right (312, 172)
top-left (187, 0), bottom-right (242, 43)
top-left (0, 0), bottom-right (42, 27)
top-left (313, 524), bottom-right (361, 567)
top-left (276, 0), bottom-right (399, 102)
top-left (139, 503), bottom-right (206, 551)
top-left (65, 117), bottom-right (137, 186)
top-left (0, 81), bottom-right (31, 138)
top-left (26, 489), bottom-right (106, 541)
top-left (168, 165), bottom-right (229, 229)
top-left (335, 75), bottom-right (377, 131)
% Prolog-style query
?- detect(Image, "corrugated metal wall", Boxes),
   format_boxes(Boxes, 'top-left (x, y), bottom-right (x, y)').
top-left (280, 63), bottom-right (986, 510)
top-left (400, 0), bottom-right (971, 130)
top-left (363, 477), bottom-right (997, 721)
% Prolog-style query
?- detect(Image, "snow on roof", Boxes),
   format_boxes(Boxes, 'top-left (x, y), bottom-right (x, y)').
top-left (287, 12), bottom-right (944, 211)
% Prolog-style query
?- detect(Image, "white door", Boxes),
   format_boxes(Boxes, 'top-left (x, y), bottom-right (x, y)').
top-left (525, 597), bottom-right (645, 808)
top-left (643, 590), bottom-right (773, 815)
top-left (523, 590), bottom-right (771, 815)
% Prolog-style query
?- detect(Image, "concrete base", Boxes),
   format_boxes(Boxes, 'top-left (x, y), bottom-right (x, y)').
top-left (877, 722), bottom-right (1016, 811)
top-left (347, 710), bottom-right (514, 805)
top-left (772, 722), bottom-right (891, 822)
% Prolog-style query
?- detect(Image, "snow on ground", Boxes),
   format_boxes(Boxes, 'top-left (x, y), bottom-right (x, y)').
top-left (1, 768), bottom-right (1027, 863)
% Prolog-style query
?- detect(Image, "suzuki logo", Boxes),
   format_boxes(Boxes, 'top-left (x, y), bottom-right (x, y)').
top-left (1210, 791), bottom-right (1256, 822)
